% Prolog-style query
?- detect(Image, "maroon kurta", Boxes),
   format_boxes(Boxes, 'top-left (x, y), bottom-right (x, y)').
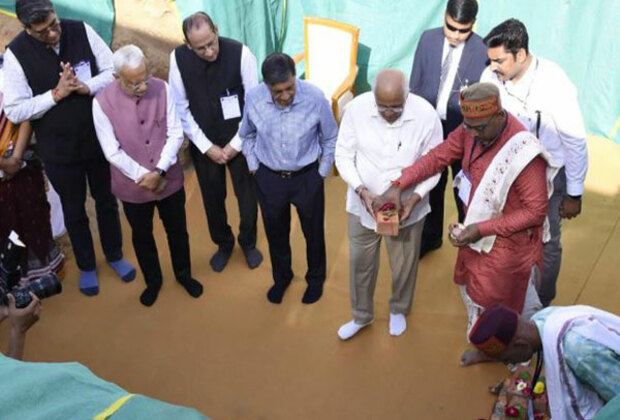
top-left (398, 113), bottom-right (548, 312)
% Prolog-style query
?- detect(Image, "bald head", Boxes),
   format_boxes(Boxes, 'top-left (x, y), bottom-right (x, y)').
top-left (374, 69), bottom-right (408, 124)
top-left (374, 69), bottom-right (408, 98)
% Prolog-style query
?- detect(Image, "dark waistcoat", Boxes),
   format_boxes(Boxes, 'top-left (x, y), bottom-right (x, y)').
top-left (174, 37), bottom-right (244, 147)
top-left (8, 19), bottom-right (103, 163)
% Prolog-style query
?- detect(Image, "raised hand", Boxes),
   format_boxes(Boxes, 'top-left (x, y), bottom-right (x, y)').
top-left (53, 62), bottom-right (80, 102)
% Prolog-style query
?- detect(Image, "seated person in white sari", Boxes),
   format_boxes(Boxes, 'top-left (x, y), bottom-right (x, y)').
top-left (469, 303), bottom-right (620, 420)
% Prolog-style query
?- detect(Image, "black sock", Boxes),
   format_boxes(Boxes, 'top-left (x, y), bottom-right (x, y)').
top-left (179, 278), bottom-right (203, 298)
top-left (267, 284), bottom-right (288, 304)
top-left (302, 284), bottom-right (323, 304)
top-left (140, 286), bottom-right (160, 307)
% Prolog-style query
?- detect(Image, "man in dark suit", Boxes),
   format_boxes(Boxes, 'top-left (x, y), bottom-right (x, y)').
top-left (409, 0), bottom-right (488, 258)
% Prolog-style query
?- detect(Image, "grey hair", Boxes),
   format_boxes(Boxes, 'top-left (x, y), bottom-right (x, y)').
top-left (371, 69), bottom-right (409, 96)
top-left (113, 45), bottom-right (145, 73)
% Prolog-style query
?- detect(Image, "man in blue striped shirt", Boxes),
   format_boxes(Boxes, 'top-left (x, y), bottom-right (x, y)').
top-left (240, 53), bottom-right (337, 304)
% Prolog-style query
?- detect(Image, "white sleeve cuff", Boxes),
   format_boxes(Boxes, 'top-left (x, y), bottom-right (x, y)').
top-left (229, 133), bottom-right (243, 151)
top-left (192, 131), bottom-right (213, 154)
top-left (566, 183), bottom-right (584, 196)
top-left (44, 89), bottom-right (57, 107)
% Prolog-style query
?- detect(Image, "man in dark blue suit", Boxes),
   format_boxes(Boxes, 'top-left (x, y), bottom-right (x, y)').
top-left (409, 0), bottom-right (488, 258)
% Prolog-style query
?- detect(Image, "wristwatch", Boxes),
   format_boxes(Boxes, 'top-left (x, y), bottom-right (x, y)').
top-left (156, 167), bottom-right (167, 178)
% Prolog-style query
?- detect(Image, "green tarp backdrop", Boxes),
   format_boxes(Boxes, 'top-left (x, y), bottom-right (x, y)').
top-left (174, 0), bottom-right (619, 143)
top-left (1, 0), bottom-right (617, 142)
top-left (0, 0), bottom-right (114, 45)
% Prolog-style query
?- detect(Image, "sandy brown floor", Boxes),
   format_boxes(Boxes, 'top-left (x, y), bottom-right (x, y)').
top-left (2, 136), bottom-right (619, 420)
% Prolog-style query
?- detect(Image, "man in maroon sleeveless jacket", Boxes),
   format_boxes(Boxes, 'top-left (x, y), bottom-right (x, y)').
top-left (93, 45), bottom-right (203, 307)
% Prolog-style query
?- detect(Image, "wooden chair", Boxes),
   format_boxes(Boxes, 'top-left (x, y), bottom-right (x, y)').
top-left (293, 17), bottom-right (360, 124)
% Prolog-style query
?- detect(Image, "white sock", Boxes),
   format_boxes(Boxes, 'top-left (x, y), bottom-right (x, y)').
top-left (389, 313), bottom-right (407, 336)
top-left (338, 319), bottom-right (371, 340)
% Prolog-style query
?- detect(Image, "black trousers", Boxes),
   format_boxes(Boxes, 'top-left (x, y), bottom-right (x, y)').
top-left (44, 158), bottom-right (123, 271)
top-left (190, 143), bottom-right (258, 252)
top-left (122, 188), bottom-right (191, 289)
top-left (420, 120), bottom-right (466, 253)
top-left (254, 163), bottom-right (326, 288)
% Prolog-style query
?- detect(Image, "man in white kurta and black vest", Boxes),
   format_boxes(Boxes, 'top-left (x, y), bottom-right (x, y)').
top-left (169, 12), bottom-right (262, 272)
top-left (93, 45), bottom-right (203, 307)
top-left (3, 0), bottom-right (136, 296)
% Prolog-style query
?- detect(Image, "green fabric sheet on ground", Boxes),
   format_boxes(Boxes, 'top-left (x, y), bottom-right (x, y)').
top-left (173, 0), bottom-right (619, 143)
top-left (0, 0), bottom-right (114, 45)
top-left (0, 353), bottom-right (209, 420)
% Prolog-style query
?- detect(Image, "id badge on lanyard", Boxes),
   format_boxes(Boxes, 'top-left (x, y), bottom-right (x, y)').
top-left (73, 60), bottom-right (92, 82)
top-left (454, 169), bottom-right (472, 206)
top-left (220, 89), bottom-right (241, 120)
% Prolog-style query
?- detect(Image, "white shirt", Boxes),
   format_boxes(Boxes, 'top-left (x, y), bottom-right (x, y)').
top-left (335, 92), bottom-right (443, 230)
top-left (168, 45), bottom-right (258, 153)
top-left (92, 82), bottom-right (184, 183)
top-left (436, 38), bottom-right (465, 120)
top-left (480, 55), bottom-right (588, 196)
top-left (3, 23), bottom-right (114, 124)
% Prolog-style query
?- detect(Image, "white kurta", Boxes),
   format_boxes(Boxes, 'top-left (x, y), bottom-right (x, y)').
top-left (335, 92), bottom-right (443, 231)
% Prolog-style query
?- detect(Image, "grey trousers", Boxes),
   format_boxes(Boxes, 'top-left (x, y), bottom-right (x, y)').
top-left (539, 168), bottom-right (566, 307)
top-left (348, 214), bottom-right (425, 324)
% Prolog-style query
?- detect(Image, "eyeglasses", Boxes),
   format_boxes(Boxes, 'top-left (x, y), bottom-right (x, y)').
top-left (377, 104), bottom-right (404, 113)
top-left (32, 18), bottom-right (61, 37)
top-left (464, 115), bottom-right (496, 133)
top-left (121, 75), bottom-right (151, 91)
top-left (445, 20), bottom-right (473, 34)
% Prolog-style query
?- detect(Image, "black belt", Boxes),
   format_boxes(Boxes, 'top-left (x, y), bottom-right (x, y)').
top-left (260, 161), bottom-right (318, 179)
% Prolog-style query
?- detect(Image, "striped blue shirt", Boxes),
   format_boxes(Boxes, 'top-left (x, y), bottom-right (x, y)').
top-left (240, 79), bottom-right (338, 177)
